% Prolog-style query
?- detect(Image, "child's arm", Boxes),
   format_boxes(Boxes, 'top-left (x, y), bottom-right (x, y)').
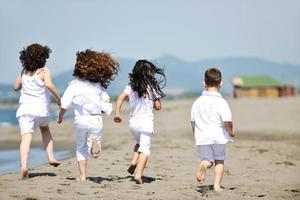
top-left (13, 74), bottom-right (22, 91)
top-left (224, 121), bottom-right (235, 137)
top-left (114, 92), bottom-right (128, 123)
top-left (57, 108), bottom-right (66, 124)
top-left (153, 99), bottom-right (161, 110)
top-left (43, 69), bottom-right (61, 106)
top-left (191, 121), bottom-right (195, 134)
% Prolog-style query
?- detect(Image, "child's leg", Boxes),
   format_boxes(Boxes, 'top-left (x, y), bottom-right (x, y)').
top-left (20, 133), bottom-right (32, 179)
top-left (87, 130), bottom-right (103, 159)
top-left (196, 145), bottom-right (214, 184)
top-left (134, 153), bottom-right (148, 184)
top-left (75, 125), bottom-right (88, 181)
top-left (196, 160), bottom-right (213, 184)
top-left (128, 144), bottom-right (140, 174)
top-left (134, 132), bottom-right (152, 184)
top-left (39, 125), bottom-right (60, 167)
top-left (214, 160), bottom-right (224, 192)
top-left (77, 160), bottom-right (87, 181)
top-left (212, 144), bottom-right (226, 192)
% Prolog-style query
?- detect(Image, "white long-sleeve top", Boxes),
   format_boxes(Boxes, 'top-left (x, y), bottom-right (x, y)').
top-left (61, 79), bottom-right (112, 118)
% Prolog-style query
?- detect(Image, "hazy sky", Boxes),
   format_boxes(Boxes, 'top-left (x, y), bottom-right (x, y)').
top-left (1, 0), bottom-right (299, 83)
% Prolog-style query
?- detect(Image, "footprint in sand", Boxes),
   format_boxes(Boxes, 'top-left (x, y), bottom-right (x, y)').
top-left (256, 149), bottom-right (269, 154)
top-left (57, 189), bottom-right (64, 194)
top-left (276, 161), bottom-right (296, 166)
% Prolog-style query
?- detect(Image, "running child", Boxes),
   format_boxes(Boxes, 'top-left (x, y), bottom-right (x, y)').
top-left (14, 43), bottom-right (61, 180)
top-left (57, 50), bottom-right (119, 181)
top-left (114, 60), bottom-right (166, 184)
top-left (191, 68), bottom-right (235, 192)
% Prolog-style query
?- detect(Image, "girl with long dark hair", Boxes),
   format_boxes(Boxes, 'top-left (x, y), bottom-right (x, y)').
top-left (114, 59), bottom-right (166, 184)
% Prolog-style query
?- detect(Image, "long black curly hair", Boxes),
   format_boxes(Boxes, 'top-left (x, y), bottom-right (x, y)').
top-left (73, 49), bottom-right (119, 89)
top-left (129, 60), bottom-right (166, 100)
top-left (19, 43), bottom-right (51, 72)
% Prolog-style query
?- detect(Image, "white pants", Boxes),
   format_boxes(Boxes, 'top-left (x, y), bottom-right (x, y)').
top-left (18, 115), bottom-right (50, 135)
top-left (75, 115), bottom-right (103, 161)
top-left (131, 130), bottom-right (153, 156)
top-left (198, 144), bottom-right (226, 162)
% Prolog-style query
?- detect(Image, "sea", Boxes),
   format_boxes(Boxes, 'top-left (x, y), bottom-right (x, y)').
top-left (0, 108), bottom-right (73, 127)
top-left (0, 108), bottom-right (74, 174)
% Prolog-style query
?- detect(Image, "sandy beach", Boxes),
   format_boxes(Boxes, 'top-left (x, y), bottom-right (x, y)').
top-left (0, 97), bottom-right (299, 200)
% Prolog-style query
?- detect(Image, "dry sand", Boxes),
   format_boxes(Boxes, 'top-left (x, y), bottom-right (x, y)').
top-left (0, 97), bottom-right (299, 200)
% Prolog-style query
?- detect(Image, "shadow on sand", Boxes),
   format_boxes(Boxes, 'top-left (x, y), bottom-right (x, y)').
top-left (28, 172), bottom-right (57, 178)
top-left (196, 185), bottom-right (236, 196)
top-left (129, 176), bottom-right (161, 184)
top-left (88, 175), bottom-right (132, 184)
top-left (66, 175), bottom-right (160, 184)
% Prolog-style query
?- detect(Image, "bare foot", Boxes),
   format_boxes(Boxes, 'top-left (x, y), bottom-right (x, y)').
top-left (76, 177), bottom-right (86, 182)
top-left (196, 164), bottom-right (207, 184)
top-left (214, 185), bottom-right (223, 192)
top-left (49, 160), bottom-right (61, 167)
top-left (20, 168), bottom-right (29, 180)
top-left (134, 176), bottom-right (143, 184)
top-left (127, 164), bottom-right (137, 175)
top-left (91, 139), bottom-right (101, 158)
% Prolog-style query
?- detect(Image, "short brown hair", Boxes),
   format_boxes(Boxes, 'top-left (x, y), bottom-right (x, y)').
top-left (204, 68), bottom-right (222, 87)
top-left (73, 50), bottom-right (119, 88)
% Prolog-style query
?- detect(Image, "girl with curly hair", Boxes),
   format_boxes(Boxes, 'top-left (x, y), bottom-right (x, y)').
top-left (57, 49), bottom-right (119, 181)
top-left (14, 43), bottom-right (61, 180)
top-left (114, 60), bottom-right (166, 184)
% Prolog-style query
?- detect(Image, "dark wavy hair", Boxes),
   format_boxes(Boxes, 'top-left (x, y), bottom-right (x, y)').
top-left (129, 60), bottom-right (166, 99)
top-left (19, 43), bottom-right (51, 72)
top-left (73, 50), bottom-right (119, 88)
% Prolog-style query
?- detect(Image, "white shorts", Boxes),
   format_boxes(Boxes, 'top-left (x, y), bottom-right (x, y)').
top-left (198, 144), bottom-right (226, 162)
top-left (131, 130), bottom-right (153, 156)
top-left (18, 115), bottom-right (50, 135)
top-left (75, 115), bottom-right (103, 161)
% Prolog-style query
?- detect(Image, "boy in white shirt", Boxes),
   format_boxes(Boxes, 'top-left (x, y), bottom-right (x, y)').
top-left (191, 68), bottom-right (235, 192)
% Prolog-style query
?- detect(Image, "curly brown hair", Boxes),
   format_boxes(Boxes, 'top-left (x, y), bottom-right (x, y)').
top-left (73, 50), bottom-right (119, 88)
top-left (19, 43), bottom-right (51, 72)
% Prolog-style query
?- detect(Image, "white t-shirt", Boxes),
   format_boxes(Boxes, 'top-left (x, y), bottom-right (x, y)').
top-left (16, 68), bottom-right (50, 117)
top-left (123, 85), bottom-right (158, 133)
top-left (191, 90), bottom-right (233, 145)
top-left (61, 79), bottom-right (111, 119)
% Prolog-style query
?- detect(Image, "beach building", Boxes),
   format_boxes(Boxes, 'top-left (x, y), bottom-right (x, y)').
top-left (232, 76), bottom-right (297, 98)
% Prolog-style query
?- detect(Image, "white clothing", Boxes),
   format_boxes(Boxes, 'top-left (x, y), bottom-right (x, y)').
top-left (60, 79), bottom-right (111, 161)
top-left (18, 115), bottom-right (50, 135)
top-left (16, 68), bottom-right (50, 117)
top-left (191, 90), bottom-right (233, 145)
top-left (198, 144), bottom-right (226, 162)
top-left (131, 131), bottom-right (153, 155)
top-left (123, 85), bottom-right (158, 133)
top-left (61, 79), bottom-right (112, 120)
top-left (123, 85), bottom-right (161, 155)
top-left (75, 115), bottom-right (103, 161)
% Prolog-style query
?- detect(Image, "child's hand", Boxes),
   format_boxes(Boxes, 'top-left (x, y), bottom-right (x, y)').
top-left (56, 98), bottom-right (61, 107)
top-left (229, 127), bottom-right (236, 137)
top-left (114, 114), bottom-right (122, 123)
top-left (57, 117), bottom-right (63, 124)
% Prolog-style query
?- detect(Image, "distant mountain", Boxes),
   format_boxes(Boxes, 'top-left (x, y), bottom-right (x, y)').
top-left (1, 56), bottom-right (300, 102)
top-left (52, 55), bottom-right (300, 96)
